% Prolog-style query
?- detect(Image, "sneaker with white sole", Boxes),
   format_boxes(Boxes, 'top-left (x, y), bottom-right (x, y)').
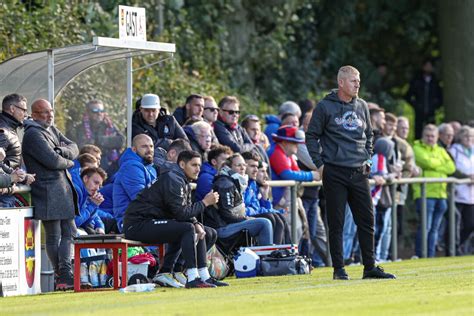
top-left (153, 273), bottom-right (184, 288)
top-left (173, 272), bottom-right (187, 286)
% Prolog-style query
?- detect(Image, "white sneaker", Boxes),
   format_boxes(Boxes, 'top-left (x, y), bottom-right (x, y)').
top-left (153, 273), bottom-right (184, 288)
top-left (173, 272), bottom-right (187, 286)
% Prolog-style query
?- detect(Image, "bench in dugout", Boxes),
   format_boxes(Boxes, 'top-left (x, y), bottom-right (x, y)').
top-left (73, 234), bottom-right (165, 292)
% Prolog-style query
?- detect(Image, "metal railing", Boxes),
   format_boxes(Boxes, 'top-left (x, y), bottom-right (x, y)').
top-left (6, 179), bottom-right (473, 260)
top-left (267, 177), bottom-right (473, 259)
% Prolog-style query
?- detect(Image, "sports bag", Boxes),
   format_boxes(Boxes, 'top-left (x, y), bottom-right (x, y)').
top-left (259, 249), bottom-right (312, 276)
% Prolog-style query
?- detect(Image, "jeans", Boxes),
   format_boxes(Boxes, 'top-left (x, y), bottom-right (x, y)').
top-left (343, 204), bottom-right (357, 260)
top-left (42, 219), bottom-right (77, 277)
top-left (216, 218), bottom-right (273, 245)
top-left (0, 195), bottom-right (16, 207)
top-left (416, 198), bottom-right (448, 257)
top-left (302, 198), bottom-right (328, 266)
top-left (375, 206), bottom-right (392, 261)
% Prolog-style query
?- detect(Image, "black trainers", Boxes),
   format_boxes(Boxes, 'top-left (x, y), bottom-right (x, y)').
top-left (363, 266), bottom-right (396, 279)
top-left (55, 272), bottom-right (74, 291)
top-left (185, 278), bottom-right (217, 289)
top-left (205, 278), bottom-right (229, 287)
top-left (333, 268), bottom-right (350, 280)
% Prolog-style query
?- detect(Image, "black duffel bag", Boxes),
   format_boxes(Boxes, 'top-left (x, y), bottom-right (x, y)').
top-left (259, 249), bottom-right (311, 276)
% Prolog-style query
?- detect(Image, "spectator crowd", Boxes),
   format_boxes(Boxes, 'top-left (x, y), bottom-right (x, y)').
top-left (1, 69), bottom-right (472, 290)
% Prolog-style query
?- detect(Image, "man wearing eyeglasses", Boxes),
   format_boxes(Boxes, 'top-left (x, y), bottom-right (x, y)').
top-left (71, 100), bottom-right (124, 173)
top-left (214, 96), bottom-right (254, 153)
top-left (22, 99), bottom-right (80, 290)
top-left (0, 94), bottom-right (36, 207)
top-left (0, 94), bottom-right (29, 169)
top-left (183, 121), bottom-right (214, 160)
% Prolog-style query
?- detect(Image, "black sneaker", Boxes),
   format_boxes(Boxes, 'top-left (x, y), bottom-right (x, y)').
top-left (205, 278), bottom-right (229, 287)
top-left (333, 268), bottom-right (350, 280)
top-left (363, 266), bottom-right (396, 279)
top-left (56, 272), bottom-right (74, 291)
top-left (185, 278), bottom-right (217, 289)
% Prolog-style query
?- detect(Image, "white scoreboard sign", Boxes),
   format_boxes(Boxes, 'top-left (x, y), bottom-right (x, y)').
top-left (119, 5), bottom-right (147, 41)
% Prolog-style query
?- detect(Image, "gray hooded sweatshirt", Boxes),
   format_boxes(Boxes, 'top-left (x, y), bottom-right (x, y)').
top-left (306, 90), bottom-right (373, 169)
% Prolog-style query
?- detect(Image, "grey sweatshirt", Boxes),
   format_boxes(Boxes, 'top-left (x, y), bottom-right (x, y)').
top-left (306, 90), bottom-right (373, 168)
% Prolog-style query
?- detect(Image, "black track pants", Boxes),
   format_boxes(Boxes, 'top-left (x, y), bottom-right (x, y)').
top-left (124, 220), bottom-right (207, 269)
top-left (323, 164), bottom-right (375, 269)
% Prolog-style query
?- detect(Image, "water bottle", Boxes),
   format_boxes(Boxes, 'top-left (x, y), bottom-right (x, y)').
top-left (119, 283), bottom-right (155, 293)
top-left (89, 262), bottom-right (99, 287)
top-left (80, 263), bottom-right (89, 284)
top-left (99, 261), bottom-right (108, 286)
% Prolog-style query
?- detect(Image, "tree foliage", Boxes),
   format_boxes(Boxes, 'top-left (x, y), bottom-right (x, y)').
top-left (1, 0), bottom-right (442, 131)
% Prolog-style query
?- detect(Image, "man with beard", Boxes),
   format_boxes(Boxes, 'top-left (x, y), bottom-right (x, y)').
top-left (22, 99), bottom-right (79, 290)
top-left (113, 134), bottom-right (157, 232)
top-left (124, 150), bottom-right (227, 288)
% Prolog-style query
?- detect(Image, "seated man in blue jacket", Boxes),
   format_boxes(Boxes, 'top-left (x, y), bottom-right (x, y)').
top-left (73, 167), bottom-right (107, 234)
top-left (69, 153), bottom-right (99, 185)
top-left (123, 150), bottom-right (227, 288)
top-left (113, 134), bottom-right (157, 232)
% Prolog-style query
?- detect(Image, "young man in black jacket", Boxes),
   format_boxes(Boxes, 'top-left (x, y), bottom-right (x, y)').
top-left (306, 65), bottom-right (395, 280)
top-left (123, 150), bottom-right (228, 288)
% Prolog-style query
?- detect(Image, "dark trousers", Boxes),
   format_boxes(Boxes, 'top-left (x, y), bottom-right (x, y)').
top-left (124, 219), bottom-right (207, 270)
top-left (42, 219), bottom-right (77, 277)
top-left (323, 164), bottom-right (375, 269)
top-left (458, 203), bottom-right (474, 246)
top-left (160, 226), bottom-right (217, 273)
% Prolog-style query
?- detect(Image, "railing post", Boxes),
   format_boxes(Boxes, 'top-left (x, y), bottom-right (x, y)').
top-left (390, 183), bottom-right (398, 261)
top-left (290, 184), bottom-right (298, 243)
top-left (448, 183), bottom-right (456, 256)
top-left (126, 57), bottom-right (133, 148)
top-left (421, 183), bottom-right (427, 258)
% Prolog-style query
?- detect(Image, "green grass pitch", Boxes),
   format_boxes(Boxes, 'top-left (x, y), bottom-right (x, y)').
top-left (1, 256), bottom-right (472, 315)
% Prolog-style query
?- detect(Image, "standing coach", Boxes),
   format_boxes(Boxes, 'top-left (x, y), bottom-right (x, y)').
top-left (306, 65), bottom-right (395, 280)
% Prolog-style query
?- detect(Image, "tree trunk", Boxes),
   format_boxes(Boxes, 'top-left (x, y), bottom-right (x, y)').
top-left (438, 0), bottom-right (474, 123)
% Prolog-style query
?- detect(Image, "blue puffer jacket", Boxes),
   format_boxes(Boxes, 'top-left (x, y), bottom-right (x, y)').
top-left (98, 182), bottom-right (114, 219)
top-left (69, 163), bottom-right (81, 186)
top-left (195, 162), bottom-right (217, 202)
top-left (113, 148), bottom-right (157, 231)
top-left (73, 176), bottom-right (104, 230)
top-left (244, 179), bottom-right (281, 216)
top-left (264, 115), bottom-right (281, 146)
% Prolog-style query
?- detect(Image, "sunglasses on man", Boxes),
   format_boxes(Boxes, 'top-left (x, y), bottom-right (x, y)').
top-left (204, 107), bottom-right (218, 112)
top-left (222, 109), bottom-right (241, 115)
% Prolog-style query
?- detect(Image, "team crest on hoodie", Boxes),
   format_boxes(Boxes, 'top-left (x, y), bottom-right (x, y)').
top-left (335, 111), bottom-right (363, 131)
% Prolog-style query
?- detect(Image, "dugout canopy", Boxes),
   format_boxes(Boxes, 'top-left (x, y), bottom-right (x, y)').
top-left (0, 36), bottom-right (176, 145)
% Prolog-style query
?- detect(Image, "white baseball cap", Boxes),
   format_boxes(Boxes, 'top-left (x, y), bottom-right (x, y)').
top-left (141, 94), bottom-right (160, 109)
